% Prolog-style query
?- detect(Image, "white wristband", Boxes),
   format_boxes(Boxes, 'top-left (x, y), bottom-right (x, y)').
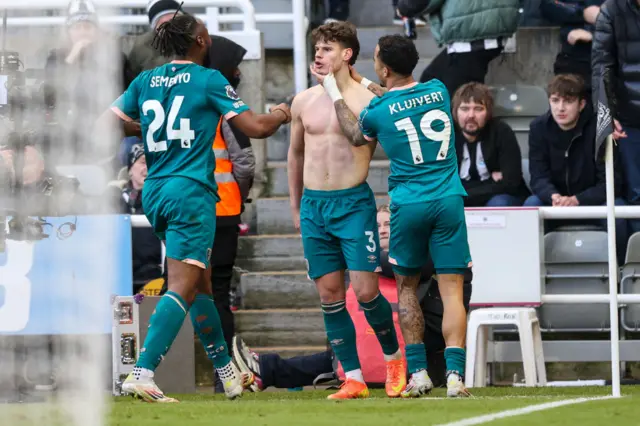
top-left (322, 73), bottom-right (343, 102)
top-left (360, 78), bottom-right (372, 89)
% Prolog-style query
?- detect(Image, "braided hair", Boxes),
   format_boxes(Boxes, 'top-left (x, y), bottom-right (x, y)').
top-left (152, 12), bottom-right (200, 58)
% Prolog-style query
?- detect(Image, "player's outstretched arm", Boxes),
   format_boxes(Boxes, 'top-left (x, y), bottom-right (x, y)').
top-left (310, 66), bottom-right (370, 147)
top-left (227, 105), bottom-right (291, 140)
top-left (349, 65), bottom-right (388, 98)
top-left (333, 101), bottom-right (369, 147)
top-left (287, 95), bottom-right (304, 232)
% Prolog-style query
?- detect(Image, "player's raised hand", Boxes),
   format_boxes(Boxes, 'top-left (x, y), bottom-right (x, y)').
top-left (270, 103), bottom-right (292, 124)
top-left (310, 64), bottom-right (343, 102)
top-left (348, 65), bottom-right (363, 84)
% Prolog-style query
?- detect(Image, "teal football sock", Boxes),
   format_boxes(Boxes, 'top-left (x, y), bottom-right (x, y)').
top-left (405, 343), bottom-right (428, 374)
top-left (136, 291), bottom-right (189, 371)
top-left (190, 294), bottom-right (232, 369)
top-left (445, 347), bottom-right (466, 377)
top-left (322, 300), bottom-right (361, 372)
top-left (359, 293), bottom-right (400, 356)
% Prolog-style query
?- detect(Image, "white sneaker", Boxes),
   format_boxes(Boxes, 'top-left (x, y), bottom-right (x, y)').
top-left (216, 360), bottom-right (254, 400)
top-left (400, 370), bottom-right (433, 398)
top-left (232, 335), bottom-right (263, 392)
top-left (121, 369), bottom-right (178, 403)
top-left (446, 371), bottom-right (471, 398)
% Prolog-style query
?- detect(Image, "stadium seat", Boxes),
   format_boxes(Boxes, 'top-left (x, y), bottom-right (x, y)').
top-left (465, 307), bottom-right (546, 388)
top-left (541, 231), bottom-right (611, 331)
top-left (490, 85), bottom-right (549, 159)
top-left (621, 232), bottom-right (640, 331)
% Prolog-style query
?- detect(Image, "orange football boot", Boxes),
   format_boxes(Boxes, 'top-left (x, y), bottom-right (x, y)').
top-left (327, 378), bottom-right (370, 400)
top-left (385, 358), bottom-right (407, 397)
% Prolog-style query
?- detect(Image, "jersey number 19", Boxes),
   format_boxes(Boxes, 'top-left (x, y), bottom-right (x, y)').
top-left (142, 96), bottom-right (195, 152)
top-left (394, 109), bottom-right (451, 164)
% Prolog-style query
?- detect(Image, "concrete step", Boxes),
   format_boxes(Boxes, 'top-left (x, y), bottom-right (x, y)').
top-left (350, 0), bottom-right (397, 27)
top-left (238, 234), bottom-right (303, 258)
top-left (235, 309), bottom-right (326, 347)
top-left (266, 121), bottom-right (290, 162)
top-left (357, 26), bottom-right (441, 60)
top-left (240, 271), bottom-right (317, 309)
top-left (256, 194), bottom-right (390, 235)
top-left (236, 234), bottom-right (304, 272)
top-left (236, 256), bottom-right (307, 272)
top-left (266, 160), bottom-right (390, 197)
top-left (248, 345), bottom-right (329, 358)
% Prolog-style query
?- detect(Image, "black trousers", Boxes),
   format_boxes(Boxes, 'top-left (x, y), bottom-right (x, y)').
top-left (420, 48), bottom-right (503, 96)
top-left (326, 0), bottom-right (349, 20)
top-left (254, 280), bottom-right (472, 389)
top-left (210, 224), bottom-right (240, 349)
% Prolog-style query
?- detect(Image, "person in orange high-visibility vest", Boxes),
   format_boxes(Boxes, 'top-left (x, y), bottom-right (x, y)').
top-left (208, 35), bottom-right (255, 356)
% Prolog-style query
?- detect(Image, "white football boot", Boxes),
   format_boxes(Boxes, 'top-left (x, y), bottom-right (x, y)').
top-left (121, 368), bottom-right (178, 403)
top-left (446, 371), bottom-right (471, 398)
top-left (216, 359), bottom-right (254, 399)
top-left (400, 369), bottom-right (434, 398)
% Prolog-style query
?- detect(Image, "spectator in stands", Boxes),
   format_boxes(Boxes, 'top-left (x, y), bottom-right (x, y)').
top-left (452, 83), bottom-right (529, 207)
top-left (127, 0), bottom-right (182, 78)
top-left (592, 0), bottom-right (640, 207)
top-left (325, 0), bottom-right (350, 22)
top-left (108, 143), bottom-right (162, 292)
top-left (231, 205), bottom-right (473, 391)
top-left (45, 0), bottom-right (133, 161)
top-left (392, 0), bottom-right (426, 26)
top-left (396, 0), bottom-right (520, 95)
top-left (206, 35), bottom-right (256, 351)
top-left (525, 75), bottom-right (620, 208)
top-left (540, 0), bottom-right (603, 100)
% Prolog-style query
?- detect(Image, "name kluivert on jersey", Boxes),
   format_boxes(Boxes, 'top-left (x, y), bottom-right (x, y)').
top-left (389, 91), bottom-right (445, 115)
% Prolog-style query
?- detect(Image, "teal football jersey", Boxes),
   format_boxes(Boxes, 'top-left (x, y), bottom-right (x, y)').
top-left (111, 61), bottom-right (249, 196)
top-left (359, 79), bottom-right (466, 205)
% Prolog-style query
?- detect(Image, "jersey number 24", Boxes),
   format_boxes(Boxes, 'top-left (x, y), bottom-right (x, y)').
top-left (142, 96), bottom-right (195, 152)
top-left (394, 109), bottom-right (451, 164)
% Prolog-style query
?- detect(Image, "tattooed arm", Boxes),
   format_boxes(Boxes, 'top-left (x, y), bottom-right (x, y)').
top-left (309, 65), bottom-right (376, 147)
top-left (333, 100), bottom-right (370, 147)
top-left (349, 65), bottom-right (388, 97)
top-left (365, 82), bottom-right (388, 97)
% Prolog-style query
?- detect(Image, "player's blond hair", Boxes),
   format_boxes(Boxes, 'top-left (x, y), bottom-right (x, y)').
top-left (377, 204), bottom-right (390, 214)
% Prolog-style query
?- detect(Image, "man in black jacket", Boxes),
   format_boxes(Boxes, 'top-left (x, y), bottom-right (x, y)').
top-left (525, 74), bottom-right (628, 257)
top-left (206, 35), bottom-right (256, 351)
top-left (540, 0), bottom-right (603, 101)
top-left (452, 83), bottom-right (529, 207)
top-left (592, 0), bottom-right (640, 206)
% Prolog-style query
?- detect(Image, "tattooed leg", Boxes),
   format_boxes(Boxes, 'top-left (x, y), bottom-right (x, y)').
top-left (395, 272), bottom-right (424, 344)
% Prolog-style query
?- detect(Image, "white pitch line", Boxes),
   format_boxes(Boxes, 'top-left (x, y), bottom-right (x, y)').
top-left (435, 396), bottom-right (615, 426)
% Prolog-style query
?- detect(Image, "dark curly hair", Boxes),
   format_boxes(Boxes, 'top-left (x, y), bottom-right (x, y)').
top-left (152, 11), bottom-right (199, 58)
top-left (311, 21), bottom-right (360, 65)
top-left (377, 34), bottom-right (419, 77)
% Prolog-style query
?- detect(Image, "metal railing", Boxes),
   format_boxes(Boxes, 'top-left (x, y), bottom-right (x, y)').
top-left (2, 0), bottom-right (309, 93)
